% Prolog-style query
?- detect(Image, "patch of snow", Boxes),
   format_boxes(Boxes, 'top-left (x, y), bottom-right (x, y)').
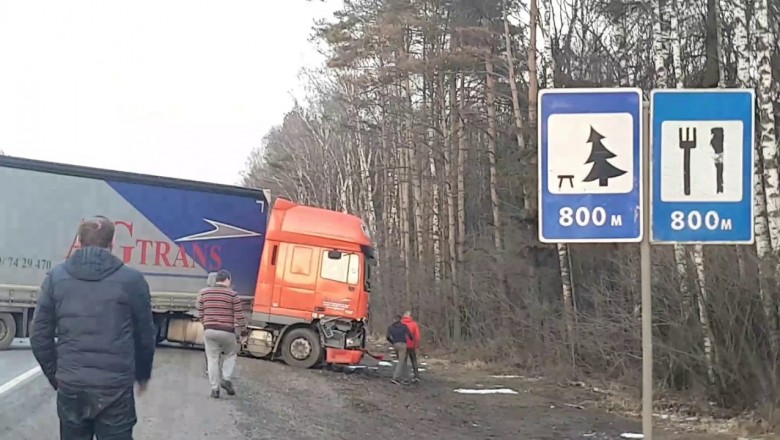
top-left (620, 434), bottom-right (644, 439)
top-left (490, 375), bottom-right (520, 378)
top-left (344, 365), bottom-right (379, 371)
top-left (375, 360), bottom-right (428, 371)
top-left (453, 388), bottom-right (519, 395)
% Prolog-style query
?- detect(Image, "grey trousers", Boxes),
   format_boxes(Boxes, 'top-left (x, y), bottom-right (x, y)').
top-left (203, 329), bottom-right (237, 390)
top-left (392, 342), bottom-right (409, 380)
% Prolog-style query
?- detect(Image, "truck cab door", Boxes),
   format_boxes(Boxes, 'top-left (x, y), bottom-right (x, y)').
top-left (277, 245), bottom-right (317, 316)
top-left (314, 250), bottom-right (361, 317)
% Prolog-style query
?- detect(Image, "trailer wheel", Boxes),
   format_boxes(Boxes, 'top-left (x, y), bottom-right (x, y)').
top-left (0, 313), bottom-right (16, 350)
top-left (281, 328), bottom-right (322, 369)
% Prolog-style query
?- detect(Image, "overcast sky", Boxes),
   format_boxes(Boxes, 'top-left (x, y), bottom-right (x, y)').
top-left (0, 0), bottom-right (342, 186)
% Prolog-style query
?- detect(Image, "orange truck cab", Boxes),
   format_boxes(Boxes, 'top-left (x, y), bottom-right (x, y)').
top-left (241, 198), bottom-right (375, 368)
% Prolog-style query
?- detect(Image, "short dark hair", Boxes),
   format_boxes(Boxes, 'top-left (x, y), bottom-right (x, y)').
top-left (78, 215), bottom-right (115, 248)
top-left (393, 315), bottom-right (402, 322)
top-left (215, 269), bottom-right (232, 283)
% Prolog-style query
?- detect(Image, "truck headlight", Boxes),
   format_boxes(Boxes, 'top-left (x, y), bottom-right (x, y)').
top-left (346, 337), bottom-right (361, 348)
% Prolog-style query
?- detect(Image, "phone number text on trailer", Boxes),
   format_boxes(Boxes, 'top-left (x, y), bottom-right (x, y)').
top-left (0, 257), bottom-right (53, 271)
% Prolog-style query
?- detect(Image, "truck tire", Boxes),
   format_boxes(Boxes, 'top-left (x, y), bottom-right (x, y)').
top-left (0, 313), bottom-right (17, 350)
top-left (281, 328), bottom-right (322, 369)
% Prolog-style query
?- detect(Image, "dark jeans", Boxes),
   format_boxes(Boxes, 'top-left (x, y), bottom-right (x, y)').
top-left (57, 385), bottom-right (136, 440)
top-left (408, 348), bottom-right (420, 378)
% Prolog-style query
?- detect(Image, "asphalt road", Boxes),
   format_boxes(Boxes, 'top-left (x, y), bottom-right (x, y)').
top-left (0, 339), bottom-right (39, 387)
top-left (0, 345), bottom-right (243, 440)
top-left (0, 340), bottom-right (736, 440)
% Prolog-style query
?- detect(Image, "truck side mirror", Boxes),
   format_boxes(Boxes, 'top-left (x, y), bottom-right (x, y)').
top-left (327, 250), bottom-right (342, 260)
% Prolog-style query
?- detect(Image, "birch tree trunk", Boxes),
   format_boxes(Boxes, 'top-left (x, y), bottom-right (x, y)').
top-left (429, 69), bottom-right (444, 299)
top-left (714, 0), bottom-right (727, 88)
top-left (485, 52), bottom-right (510, 311)
top-left (542, 0), bottom-right (576, 360)
top-left (524, 0), bottom-right (543, 312)
top-left (407, 74), bottom-right (425, 306)
top-left (380, 96), bottom-right (397, 297)
top-left (655, 0), bottom-right (693, 331)
top-left (670, 0), bottom-right (716, 385)
top-left (527, 0), bottom-right (539, 136)
top-left (692, 245), bottom-right (717, 385)
top-left (734, 0), bottom-right (779, 364)
top-left (445, 73), bottom-right (459, 310)
top-left (502, 0), bottom-right (531, 211)
top-left (396, 79), bottom-right (413, 305)
top-left (447, 74), bottom-right (465, 343)
top-left (753, 0), bottom-right (780, 362)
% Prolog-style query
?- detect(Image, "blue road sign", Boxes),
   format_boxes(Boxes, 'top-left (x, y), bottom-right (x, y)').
top-left (538, 88), bottom-right (643, 243)
top-left (650, 89), bottom-right (755, 244)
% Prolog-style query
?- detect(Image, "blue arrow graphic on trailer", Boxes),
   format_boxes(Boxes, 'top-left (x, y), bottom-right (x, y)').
top-left (106, 179), bottom-right (268, 295)
top-left (174, 219), bottom-right (262, 242)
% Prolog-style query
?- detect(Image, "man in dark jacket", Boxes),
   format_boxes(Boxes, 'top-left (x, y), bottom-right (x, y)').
top-left (386, 314), bottom-right (414, 385)
top-left (31, 215), bottom-right (156, 440)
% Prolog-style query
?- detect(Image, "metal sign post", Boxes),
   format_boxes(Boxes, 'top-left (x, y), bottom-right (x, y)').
top-left (640, 102), bottom-right (653, 439)
top-left (539, 87), bottom-right (650, 437)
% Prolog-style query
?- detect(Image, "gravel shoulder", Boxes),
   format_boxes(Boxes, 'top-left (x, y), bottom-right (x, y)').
top-left (231, 344), bottom-right (746, 440)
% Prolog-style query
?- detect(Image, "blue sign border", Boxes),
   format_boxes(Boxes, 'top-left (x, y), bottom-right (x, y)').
top-left (650, 89), bottom-right (755, 244)
top-left (538, 88), bottom-right (643, 243)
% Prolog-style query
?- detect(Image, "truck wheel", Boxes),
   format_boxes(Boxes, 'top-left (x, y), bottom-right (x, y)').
top-left (0, 313), bottom-right (16, 350)
top-left (281, 328), bottom-right (322, 369)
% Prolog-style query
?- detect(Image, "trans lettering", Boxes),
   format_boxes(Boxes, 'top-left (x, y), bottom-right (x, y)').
top-left (66, 220), bottom-right (222, 270)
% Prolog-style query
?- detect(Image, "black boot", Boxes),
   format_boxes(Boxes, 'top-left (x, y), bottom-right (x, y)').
top-left (210, 388), bottom-right (220, 398)
top-left (220, 380), bottom-right (235, 396)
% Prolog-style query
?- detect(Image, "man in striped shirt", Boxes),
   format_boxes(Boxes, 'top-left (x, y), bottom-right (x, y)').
top-left (196, 269), bottom-right (246, 398)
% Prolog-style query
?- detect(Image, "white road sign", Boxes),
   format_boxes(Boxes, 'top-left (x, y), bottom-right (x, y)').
top-left (547, 112), bottom-right (634, 195)
top-left (659, 120), bottom-right (744, 202)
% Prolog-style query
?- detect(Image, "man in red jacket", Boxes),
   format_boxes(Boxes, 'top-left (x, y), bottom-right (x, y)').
top-left (402, 311), bottom-right (421, 382)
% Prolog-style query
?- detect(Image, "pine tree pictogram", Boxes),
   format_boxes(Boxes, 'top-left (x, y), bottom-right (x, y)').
top-left (582, 126), bottom-right (626, 187)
